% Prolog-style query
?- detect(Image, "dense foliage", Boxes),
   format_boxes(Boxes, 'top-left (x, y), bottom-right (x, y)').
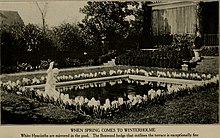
top-left (79, 1), bottom-right (153, 52)
top-left (1, 23), bottom-right (90, 73)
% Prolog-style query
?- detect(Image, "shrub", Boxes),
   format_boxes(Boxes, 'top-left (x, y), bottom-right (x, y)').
top-left (201, 46), bottom-right (219, 56)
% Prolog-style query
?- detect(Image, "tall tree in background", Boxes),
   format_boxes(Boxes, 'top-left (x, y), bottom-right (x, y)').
top-left (36, 2), bottom-right (48, 32)
top-left (79, 1), bottom-right (144, 53)
top-left (52, 23), bottom-right (86, 59)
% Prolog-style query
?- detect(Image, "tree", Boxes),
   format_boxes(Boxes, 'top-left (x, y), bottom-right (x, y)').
top-left (36, 2), bottom-right (48, 32)
top-left (52, 23), bottom-right (86, 60)
top-left (79, 1), bottom-right (144, 53)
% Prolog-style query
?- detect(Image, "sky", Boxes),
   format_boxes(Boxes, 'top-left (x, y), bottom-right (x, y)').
top-left (0, 1), bottom-right (87, 27)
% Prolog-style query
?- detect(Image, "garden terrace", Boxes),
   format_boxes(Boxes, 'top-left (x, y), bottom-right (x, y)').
top-left (1, 56), bottom-right (219, 123)
top-left (1, 66), bottom-right (218, 119)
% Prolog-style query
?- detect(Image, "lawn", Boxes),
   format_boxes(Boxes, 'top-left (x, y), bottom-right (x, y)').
top-left (82, 86), bottom-right (218, 124)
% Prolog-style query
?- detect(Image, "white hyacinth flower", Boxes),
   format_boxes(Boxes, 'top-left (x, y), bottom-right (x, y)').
top-left (79, 96), bottom-right (85, 106)
top-left (156, 89), bottom-right (162, 96)
top-left (117, 69), bottom-right (123, 74)
top-left (84, 98), bottom-right (89, 103)
top-left (128, 94), bottom-right (133, 100)
top-left (109, 70), bottom-right (116, 75)
top-left (94, 72), bottom-right (98, 77)
top-left (118, 97), bottom-right (124, 105)
top-left (139, 69), bottom-right (148, 76)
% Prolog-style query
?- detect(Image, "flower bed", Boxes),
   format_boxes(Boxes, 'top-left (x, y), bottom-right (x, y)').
top-left (7, 68), bottom-right (214, 87)
top-left (1, 68), bottom-right (219, 118)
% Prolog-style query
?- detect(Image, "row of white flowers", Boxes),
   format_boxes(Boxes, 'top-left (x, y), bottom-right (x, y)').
top-left (1, 73), bottom-right (218, 118)
top-left (3, 69), bottom-right (214, 87)
top-left (35, 74), bottom-right (218, 117)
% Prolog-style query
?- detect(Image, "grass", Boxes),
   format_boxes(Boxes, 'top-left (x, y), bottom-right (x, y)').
top-left (1, 56), bottom-right (219, 124)
top-left (82, 86), bottom-right (218, 124)
top-left (1, 85), bottom-right (218, 124)
top-left (1, 91), bottom-right (87, 124)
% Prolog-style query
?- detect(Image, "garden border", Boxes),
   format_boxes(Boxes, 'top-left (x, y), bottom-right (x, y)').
top-left (25, 74), bottom-right (204, 90)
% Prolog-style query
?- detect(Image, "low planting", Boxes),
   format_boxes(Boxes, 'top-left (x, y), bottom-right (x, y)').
top-left (1, 68), bottom-right (214, 86)
top-left (201, 46), bottom-right (219, 56)
top-left (115, 49), bottom-right (193, 69)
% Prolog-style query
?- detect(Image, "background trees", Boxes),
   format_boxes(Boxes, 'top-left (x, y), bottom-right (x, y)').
top-left (1, 1), bottom-right (154, 73)
top-left (79, 1), bottom-right (152, 53)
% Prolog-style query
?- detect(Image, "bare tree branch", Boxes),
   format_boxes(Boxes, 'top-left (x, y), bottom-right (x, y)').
top-left (36, 2), bottom-right (48, 29)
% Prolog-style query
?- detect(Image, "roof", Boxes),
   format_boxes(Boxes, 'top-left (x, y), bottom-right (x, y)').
top-left (148, 1), bottom-right (197, 10)
top-left (0, 10), bottom-right (24, 25)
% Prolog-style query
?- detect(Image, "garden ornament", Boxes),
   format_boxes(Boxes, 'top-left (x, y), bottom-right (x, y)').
top-left (45, 61), bottom-right (60, 99)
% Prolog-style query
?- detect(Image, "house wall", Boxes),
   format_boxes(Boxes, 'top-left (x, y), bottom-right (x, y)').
top-left (152, 5), bottom-right (197, 35)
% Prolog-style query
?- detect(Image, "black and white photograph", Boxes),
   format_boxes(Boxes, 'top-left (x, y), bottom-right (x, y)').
top-left (0, 0), bottom-right (219, 126)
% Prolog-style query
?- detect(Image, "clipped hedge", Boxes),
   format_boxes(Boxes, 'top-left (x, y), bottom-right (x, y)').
top-left (115, 50), bottom-right (183, 69)
top-left (201, 46), bottom-right (219, 56)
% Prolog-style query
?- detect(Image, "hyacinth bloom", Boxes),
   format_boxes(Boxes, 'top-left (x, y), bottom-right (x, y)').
top-left (131, 97), bottom-right (138, 106)
top-left (127, 69), bottom-right (131, 74)
top-left (109, 81), bottom-right (116, 86)
top-left (143, 94), bottom-right (148, 101)
top-left (128, 94), bottom-right (134, 101)
top-left (127, 79), bottom-right (131, 83)
top-left (16, 80), bottom-right (21, 85)
top-left (109, 70), bottom-right (116, 75)
top-left (85, 84), bottom-right (89, 89)
top-left (22, 78), bottom-right (30, 85)
top-left (74, 74), bottom-right (79, 79)
top-left (62, 94), bottom-right (70, 104)
top-left (21, 87), bottom-right (26, 92)
top-left (6, 85), bottom-right (11, 91)
top-left (124, 70), bottom-right (128, 74)
top-left (101, 71), bottom-right (107, 76)
top-left (89, 83), bottom-right (94, 88)
top-left (84, 98), bottom-right (89, 103)
top-left (148, 89), bottom-right (156, 100)
top-left (201, 74), bottom-right (206, 79)
top-left (117, 69), bottom-right (123, 74)
top-left (79, 96), bottom-right (85, 106)
top-left (111, 100), bottom-right (119, 108)
top-left (118, 97), bottom-right (124, 105)
top-left (103, 103), bottom-right (111, 110)
top-left (32, 77), bottom-right (38, 84)
top-left (68, 75), bottom-right (74, 80)
top-left (36, 90), bottom-right (43, 96)
top-left (74, 96), bottom-right (80, 104)
top-left (41, 76), bottom-right (45, 81)
top-left (136, 95), bottom-right (142, 104)
top-left (16, 91), bottom-right (22, 95)
top-left (140, 81), bottom-right (146, 85)
top-left (88, 97), bottom-right (97, 107)
top-left (94, 83), bottom-right (98, 87)
top-left (117, 79), bottom-right (123, 84)
top-left (105, 98), bottom-right (110, 106)
top-left (94, 72), bottom-right (98, 77)
top-left (42, 92), bottom-right (48, 98)
top-left (11, 82), bottom-right (16, 88)
top-left (207, 74), bottom-right (211, 79)
top-left (156, 89), bottom-right (162, 97)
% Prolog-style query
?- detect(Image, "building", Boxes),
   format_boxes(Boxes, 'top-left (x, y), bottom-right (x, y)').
top-left (149, 1), bottom-right (219, 46)
top-left (0, 10), bottom-right (24, 25)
